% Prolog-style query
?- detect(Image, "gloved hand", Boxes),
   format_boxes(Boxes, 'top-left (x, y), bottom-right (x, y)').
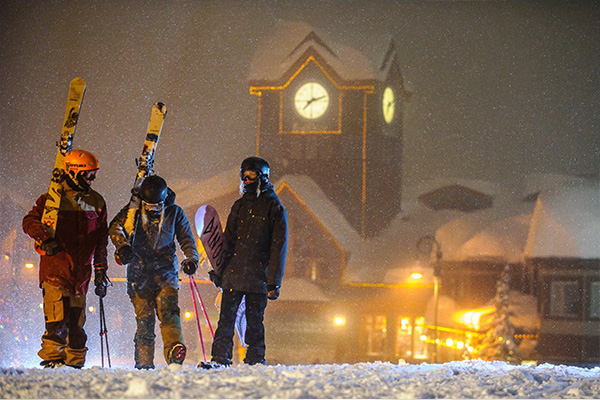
top-left (266, 284), bottom-right (280, 300)
top-left (181, 259), bottom-right (198, 275)
top-left (116, 245), bottom-right (133, 265)
top-left (94, 264), bottom-right (109, 298)
top-left (40, 238), bottom-right (61, 256)
top-left (208, 270), bottom-right (222, 288)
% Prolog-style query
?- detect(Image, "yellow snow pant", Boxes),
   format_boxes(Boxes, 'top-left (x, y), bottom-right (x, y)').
top-left (129, 285), bottom-right (184, 369)
top-left (38, 282), bottom-right (87, 368)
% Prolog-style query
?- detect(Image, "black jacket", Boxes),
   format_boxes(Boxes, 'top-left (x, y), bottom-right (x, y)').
top-left (221, 183), bottom-right (288, 294)
top-left (109, 188), bottom-right (199, 295)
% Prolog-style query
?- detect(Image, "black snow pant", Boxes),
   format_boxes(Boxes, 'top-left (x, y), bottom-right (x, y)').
top-left (211, 289), bottom-right (268, 365)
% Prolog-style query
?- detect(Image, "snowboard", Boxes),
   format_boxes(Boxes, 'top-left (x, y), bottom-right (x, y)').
top-left (195, 205), bottom-right (247, 347)
top-left (36, 77), bottom-right (86, 254)
top-left (122, 102), bottom-right (167, 239)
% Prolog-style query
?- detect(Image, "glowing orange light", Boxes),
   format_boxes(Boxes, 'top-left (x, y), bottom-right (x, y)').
top-left (453, 307), bottom-right (495, 330)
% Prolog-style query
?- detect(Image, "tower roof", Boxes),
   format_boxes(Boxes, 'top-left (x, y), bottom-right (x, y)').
top-left (248, 21), bottom-right (375, 85)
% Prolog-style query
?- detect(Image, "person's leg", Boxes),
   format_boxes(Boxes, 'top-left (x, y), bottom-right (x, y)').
top-left (242, 292), bottom-right (268, 365)
top-left (130, 291), bottom-right (157, 369)
top-left (156, 285), bottom-right (186, 364)
top-left (64, 291), bottom-right (87, 368)
top-left (210, 289), bottom-right (244, 365)
top-left (38, 282), bottom-right (68, 366)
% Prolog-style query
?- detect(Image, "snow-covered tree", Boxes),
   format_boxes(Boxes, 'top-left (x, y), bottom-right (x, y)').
top-left (475, 264), bottom-right (522, 363)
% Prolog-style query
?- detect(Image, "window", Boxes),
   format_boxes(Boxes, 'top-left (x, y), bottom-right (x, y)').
top-left (365, 315), bottom-right (387, 356)
top-left (395, 316), bottom-right (428, 360)
top-left (589, 281), bottom-right (600, 319)
top-left (549, 280), bottom-right (580, 317)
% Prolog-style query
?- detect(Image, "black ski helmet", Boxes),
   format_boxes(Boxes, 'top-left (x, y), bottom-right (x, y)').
top-left (140, 175), bottom-right (168, 204)
top-left (240, 157), bottom-right (270, 182)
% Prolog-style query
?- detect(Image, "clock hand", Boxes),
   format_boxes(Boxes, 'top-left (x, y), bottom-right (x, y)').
top-left (303, 98), bottom-right (315, 110)
top-left (303, 95), bottom-right (327, 110)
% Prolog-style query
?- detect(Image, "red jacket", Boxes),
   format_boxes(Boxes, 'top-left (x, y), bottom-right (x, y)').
top-left (22, 181), bottom-right (108, 295)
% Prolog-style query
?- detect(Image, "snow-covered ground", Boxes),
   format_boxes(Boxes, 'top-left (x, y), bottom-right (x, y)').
top-left (1, 360), bottom-right (600, 399)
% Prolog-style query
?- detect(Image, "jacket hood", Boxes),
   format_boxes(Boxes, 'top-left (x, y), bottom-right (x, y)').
top-left (165, 187), bottom-right (176, 206)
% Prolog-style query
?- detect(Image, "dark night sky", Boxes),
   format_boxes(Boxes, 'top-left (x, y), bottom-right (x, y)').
top-left (1, 0), bottom-right (598, 217)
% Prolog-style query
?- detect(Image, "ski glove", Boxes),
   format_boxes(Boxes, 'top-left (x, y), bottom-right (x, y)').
top-left (116, 245), bottom-right (133, 265)
top-left (94, 264), bottom-right (109, 298)
top-left (181, 259), bottom-right (198, 275)
top-left (40, 238), bottom-right (60, 256)
top-left (208, 270), bottom-right (222, 288)
top-left (267, 285), bottom-right (280, 300)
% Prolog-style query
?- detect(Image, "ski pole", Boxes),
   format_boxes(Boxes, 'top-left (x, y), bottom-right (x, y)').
top-left (190, 279), bottom-right (207, 362)
top-left (99, 296), bottom-right (112, 368)
top-left (191, 276), bottom-right (214, 338)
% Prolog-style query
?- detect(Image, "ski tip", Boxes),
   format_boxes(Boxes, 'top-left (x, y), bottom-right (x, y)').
top-left (71, 77), bottom-right (85, 85)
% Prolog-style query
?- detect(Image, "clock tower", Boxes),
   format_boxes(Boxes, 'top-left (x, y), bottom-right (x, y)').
top-left (248, 22), bottom-right (409, 238)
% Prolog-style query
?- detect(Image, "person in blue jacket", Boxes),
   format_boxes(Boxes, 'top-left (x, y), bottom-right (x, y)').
top-left (109, 175), bottom-right (199, 369)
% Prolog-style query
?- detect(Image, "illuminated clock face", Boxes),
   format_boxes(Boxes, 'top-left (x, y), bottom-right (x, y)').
top-left (382, 86), bottom-right (395, 124)
top-left (294, 82), bottom-right (329, 119)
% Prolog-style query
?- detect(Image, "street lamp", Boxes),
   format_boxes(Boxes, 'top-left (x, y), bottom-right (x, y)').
top-left (417, 235), bottom-right (442, 363)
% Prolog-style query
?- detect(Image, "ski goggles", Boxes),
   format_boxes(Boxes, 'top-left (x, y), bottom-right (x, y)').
top-left (81, 169), bottom-right (98, 181)
top-left (242, 171), bottom-right (258, 183)
top-left (142, 200), bottom-right (164, 212)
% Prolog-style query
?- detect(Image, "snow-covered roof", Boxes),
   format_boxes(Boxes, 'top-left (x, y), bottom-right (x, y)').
top-left (435, 203), bottom-right (533, 263)
top-left (277, 277), bottom-right (330, 302)
top-left (274, 174), bottom-right (362, 251)
top-left (174, 170), bottom-right (599, 288)
top-left (454, 214), bottom-right (532, 264)
top-left (524, 181), bottom-right (600, 259)
top-left (171, 168), bottom-right (240, 211)
top-left (521, 172), bottom-right (591, 201)
top-left (248, 21), bottom-right (375, 84)
top-left (405, 177), bottom-right (508, 203)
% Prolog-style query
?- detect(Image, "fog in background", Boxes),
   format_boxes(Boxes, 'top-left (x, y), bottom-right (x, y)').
top-left (1, 0), bottom-right (598, 217)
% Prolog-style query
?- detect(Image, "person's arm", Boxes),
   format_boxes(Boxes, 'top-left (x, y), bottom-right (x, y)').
top-left (108, 204), bottom-right (132, 250)
top-left (22, 194), bottom-right (52, 244)
top-left (93, 200), bottom-right (109, 268)
top-left (267, 201), bottom-right (288, 288)
top-left (174, 206), bottom-right (199, 262)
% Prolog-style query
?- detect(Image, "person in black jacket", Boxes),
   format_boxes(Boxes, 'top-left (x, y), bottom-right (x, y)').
top-left (206, 157), bottom-right (288, 367)
top-left (109, 175), bottom-right (199, 369)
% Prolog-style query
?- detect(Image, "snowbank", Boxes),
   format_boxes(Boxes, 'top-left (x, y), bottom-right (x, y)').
top-left (1, 360), bottom-right (600, 399)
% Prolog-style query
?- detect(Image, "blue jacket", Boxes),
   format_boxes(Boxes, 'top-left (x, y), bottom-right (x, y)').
top-left (109, 188), bottom-right (199, 295)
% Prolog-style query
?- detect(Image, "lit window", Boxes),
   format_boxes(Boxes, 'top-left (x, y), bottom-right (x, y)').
top-left (366, 315), bottom-right (387, 356)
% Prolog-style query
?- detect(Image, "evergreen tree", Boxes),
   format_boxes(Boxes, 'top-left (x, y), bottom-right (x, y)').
top-left (475, 264), bottom-right (522, 363)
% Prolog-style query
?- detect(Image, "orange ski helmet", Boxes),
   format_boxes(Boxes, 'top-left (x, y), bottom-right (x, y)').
top-left (64, 149), bottom-right (99, 179)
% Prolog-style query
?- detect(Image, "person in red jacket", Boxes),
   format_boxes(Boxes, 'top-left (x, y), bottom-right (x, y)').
top-left (23, 149), bottom-right (109, 368)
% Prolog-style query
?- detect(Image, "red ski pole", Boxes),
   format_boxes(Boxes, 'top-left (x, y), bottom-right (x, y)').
top-left (189, 279), bottom-right (207, 362)
top-left (191, 276), bottom-right (215, 338)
